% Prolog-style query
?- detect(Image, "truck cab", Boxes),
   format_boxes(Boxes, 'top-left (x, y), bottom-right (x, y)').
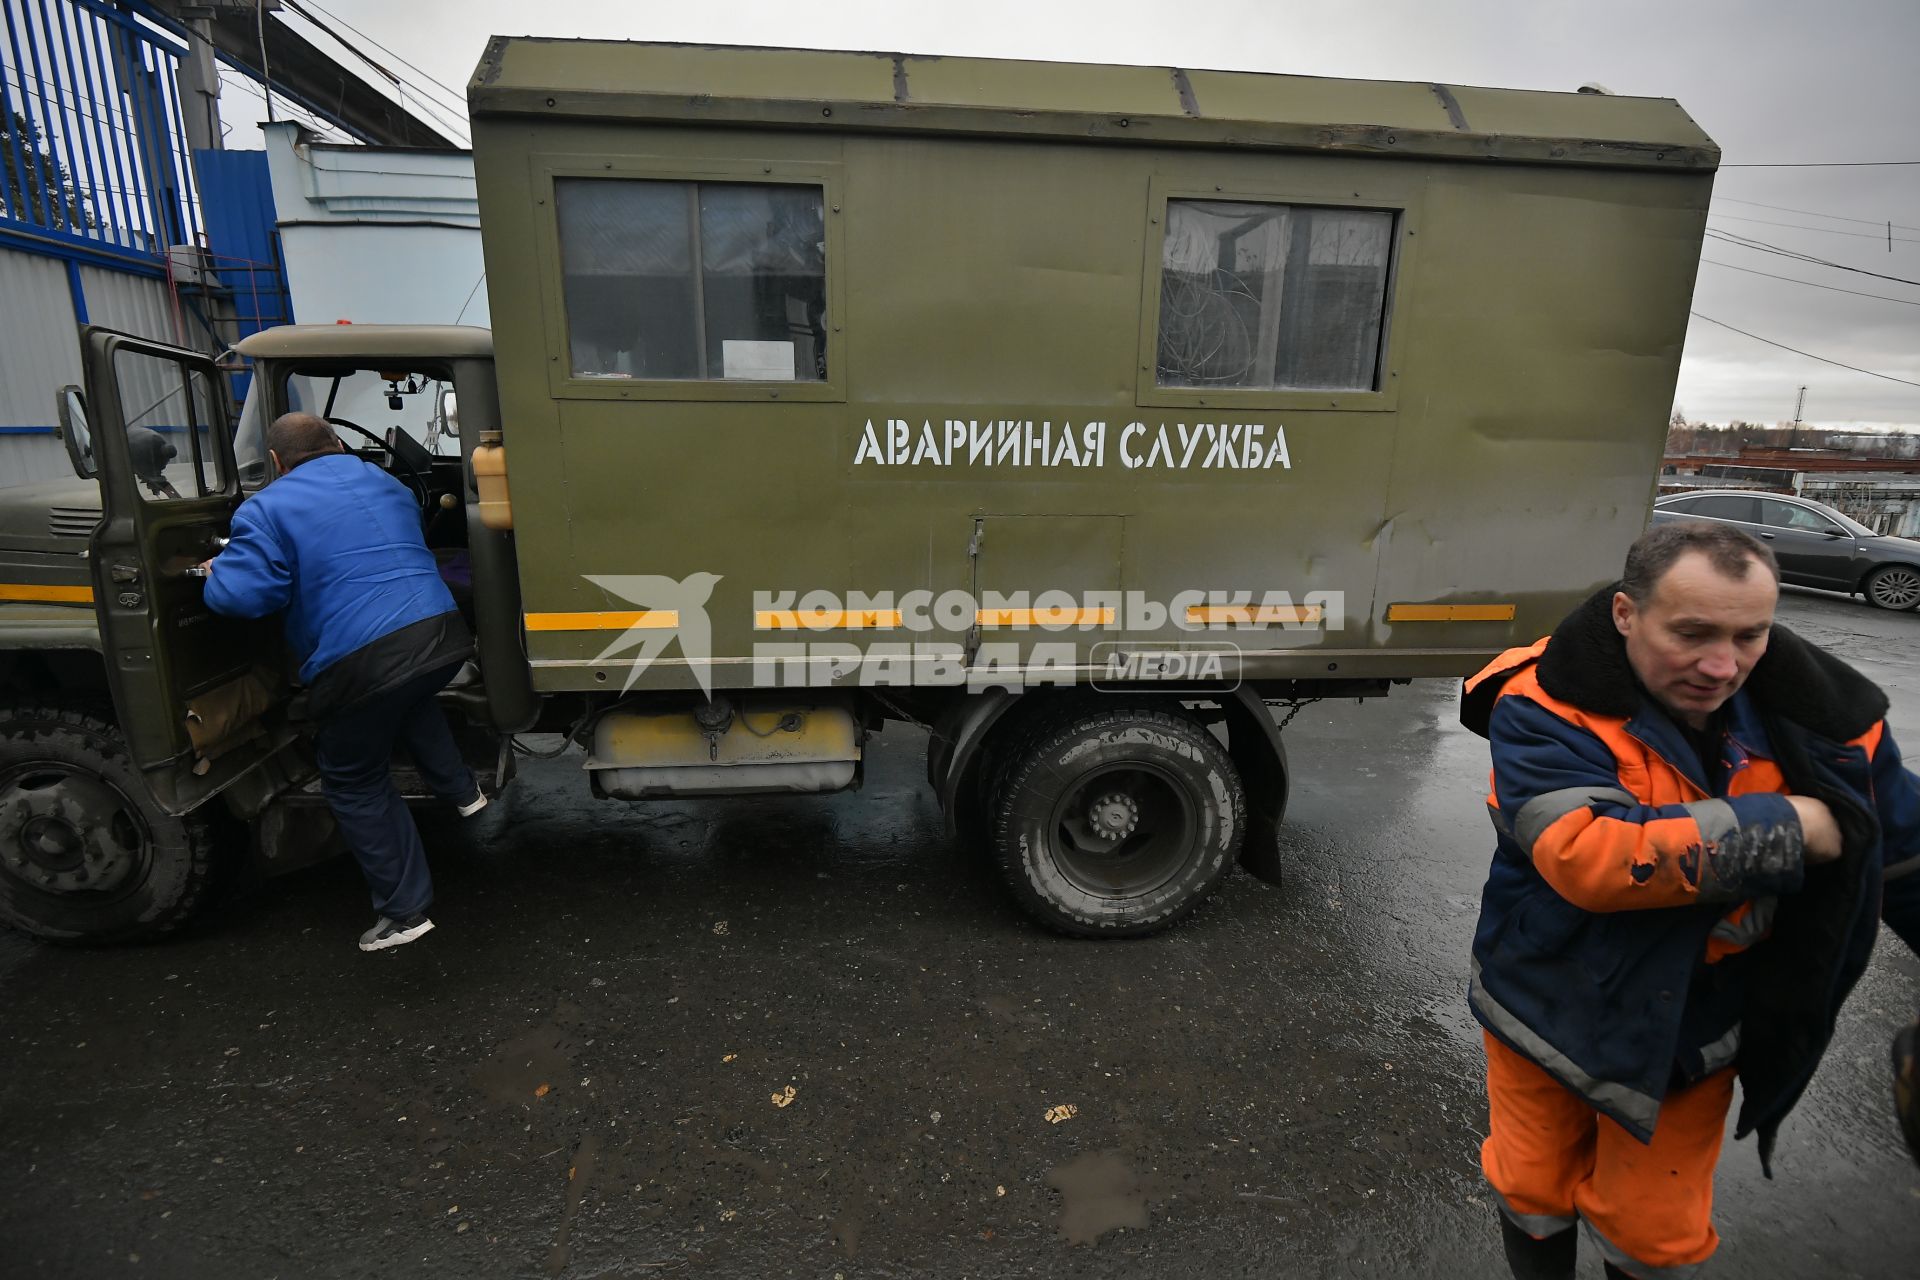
top-left (0, 325), bottom-right (521, 942)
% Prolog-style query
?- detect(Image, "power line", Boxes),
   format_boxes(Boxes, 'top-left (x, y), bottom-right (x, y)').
top-left (1690, 311), bottom-right (1920, 389)
top-left (1699, 257), bottom-right (1920, 306)
top-left (1705, 229), bottom-right (1920, 288)
top-left (1714, 196), bottom-right (1920, 235)
top-left (298, 0), bottom-right (469, 116)
top-left (1708, 214), bottom-right (1920, 245)
top-left (222, 73), bottom-right (352, 142)
top-left (271, 3), bottom-right (470, 144)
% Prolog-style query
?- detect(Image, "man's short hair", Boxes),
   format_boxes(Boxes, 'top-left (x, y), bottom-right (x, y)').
top-left (266, 412), bottom-right (341, 472)
top-left (1621, 520), bottom-right (1779, 603)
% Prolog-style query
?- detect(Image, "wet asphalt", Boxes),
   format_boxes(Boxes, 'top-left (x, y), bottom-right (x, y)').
top-left (2, 587), bottom-right (1917, 1279)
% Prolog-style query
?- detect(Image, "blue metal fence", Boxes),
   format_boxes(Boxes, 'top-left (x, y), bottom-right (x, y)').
top-left (0, 0), bottom-right (201, 272)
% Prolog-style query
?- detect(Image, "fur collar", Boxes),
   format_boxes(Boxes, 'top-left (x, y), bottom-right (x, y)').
top-left (1530, 583), bottom-right (1887, 743)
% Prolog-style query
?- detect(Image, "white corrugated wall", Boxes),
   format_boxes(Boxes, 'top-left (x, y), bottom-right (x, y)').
top-left (0, 248), bottom-right (83, 486)
top-left (0, 253), bottom-right (204, 487)
top-left (77, 267), bottom-right (188, 346)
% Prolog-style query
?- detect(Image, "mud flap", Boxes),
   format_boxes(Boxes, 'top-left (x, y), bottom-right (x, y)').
top-left (1220, 687), bottom-right (1290, 884)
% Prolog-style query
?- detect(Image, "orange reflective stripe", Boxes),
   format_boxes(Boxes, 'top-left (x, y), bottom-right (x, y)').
top-left (1531, 810), bottom-right (1717, 912)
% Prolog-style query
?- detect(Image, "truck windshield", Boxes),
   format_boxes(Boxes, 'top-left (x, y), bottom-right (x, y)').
top-left (236, 368), bottom-right (456, 486)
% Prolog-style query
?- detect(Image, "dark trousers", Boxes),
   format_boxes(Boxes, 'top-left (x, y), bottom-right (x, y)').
top-left (313, 663), bottom-right (475, 920)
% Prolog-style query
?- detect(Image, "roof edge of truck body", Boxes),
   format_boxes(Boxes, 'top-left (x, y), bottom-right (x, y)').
top-left (467, 36), bottom-right (1719, 173)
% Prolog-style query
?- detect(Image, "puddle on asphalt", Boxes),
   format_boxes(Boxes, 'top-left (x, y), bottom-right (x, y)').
top-left (473, 1006), bottom-right (583, 1106)
top-left (1045, 1149), bottom-right (1155, 1245)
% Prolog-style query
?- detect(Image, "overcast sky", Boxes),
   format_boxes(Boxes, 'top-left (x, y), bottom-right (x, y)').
top-left (236, 0), bottom-right (1920, 429)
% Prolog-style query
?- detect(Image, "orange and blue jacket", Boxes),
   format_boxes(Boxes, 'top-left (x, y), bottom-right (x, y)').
top-left (1462, 621), bottom-right (1920, 1146)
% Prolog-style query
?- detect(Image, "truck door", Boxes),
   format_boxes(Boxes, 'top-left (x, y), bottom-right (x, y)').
top-left (82, 326), bottom-right (285, 814)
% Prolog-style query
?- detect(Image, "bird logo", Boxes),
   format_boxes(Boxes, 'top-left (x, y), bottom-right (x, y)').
top-left (582, 572), bottom-right (723, 697)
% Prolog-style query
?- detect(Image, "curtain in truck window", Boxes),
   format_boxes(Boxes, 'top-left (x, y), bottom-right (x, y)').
top-left (555, 178), bottom-right (827, 382)
top-left (1157, 201), bottom-right (1393, 392)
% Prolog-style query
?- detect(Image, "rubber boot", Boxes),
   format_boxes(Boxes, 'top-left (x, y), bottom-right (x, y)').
top-left (1499, 1213), bottom-right (1576, 1280)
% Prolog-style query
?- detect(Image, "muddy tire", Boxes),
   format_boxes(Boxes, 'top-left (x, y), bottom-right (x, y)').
top-left (0, 707), bottom-right (215, 943)
top-left (988, 703), bottom-right (1245, 938)
top-left (1864, 564), bottom-right (1920, 611)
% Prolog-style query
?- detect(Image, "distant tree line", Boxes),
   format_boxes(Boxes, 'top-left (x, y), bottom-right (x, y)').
top-left (1666, 412), bottom-right (1919, 460)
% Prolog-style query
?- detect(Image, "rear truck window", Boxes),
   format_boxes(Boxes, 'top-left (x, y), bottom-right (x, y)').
top-left (1155, 200), bottom-right (1394, 393)
top-left (554, 178), bottom-right (828, 383)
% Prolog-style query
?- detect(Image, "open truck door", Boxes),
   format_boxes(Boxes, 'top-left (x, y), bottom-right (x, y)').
top-left (81, 326), bottom-right (286, 814)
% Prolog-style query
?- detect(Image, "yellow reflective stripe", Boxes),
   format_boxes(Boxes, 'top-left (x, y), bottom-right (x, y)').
top-left (754, 609), bottom-right (904, 630)
top-left (1185, 604), bottom-right (1321, 625)
top-left (1387, 602), bottom-right (1516, 622)
top-left (524, 610), bottom-right (679, 632)
top-left (0, 583), bottom-right (93, 604)
top-left (974, 607), bottom-right (1116, 627)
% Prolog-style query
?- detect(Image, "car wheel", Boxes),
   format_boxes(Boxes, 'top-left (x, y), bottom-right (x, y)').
top-left (988, 702), bottom-right (1244, 938)
top-left (0, 707), bottom-right (216, 943)
top-left (1864, 564), bottom-right (1920, 611)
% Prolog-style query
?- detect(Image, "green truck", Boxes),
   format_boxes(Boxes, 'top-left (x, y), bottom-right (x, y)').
top-left (0, 40), bottom-right (1716, 943)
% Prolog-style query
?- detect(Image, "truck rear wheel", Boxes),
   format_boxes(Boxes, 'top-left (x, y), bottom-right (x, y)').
top-left (988, 703), bottom-right (1244, 938)
top-left (0, 707), bottom-right (215, 944)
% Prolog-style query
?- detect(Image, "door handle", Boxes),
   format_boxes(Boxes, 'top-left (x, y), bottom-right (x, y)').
top-left (1757, 532), bottom-right (1776, 539)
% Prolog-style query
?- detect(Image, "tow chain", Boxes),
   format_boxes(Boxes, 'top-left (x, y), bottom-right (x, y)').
top-left (1274, 697), bottom-right (1324, 733)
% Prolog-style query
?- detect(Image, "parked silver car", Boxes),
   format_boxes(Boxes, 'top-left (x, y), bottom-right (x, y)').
top-left (1651, 490), bottom-right (1920, 610)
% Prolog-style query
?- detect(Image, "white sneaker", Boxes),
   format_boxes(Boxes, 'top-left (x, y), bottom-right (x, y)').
top-left (456, 792), bottom-right (489, 818)
top-left (358, 914), bottom-right (434, 952)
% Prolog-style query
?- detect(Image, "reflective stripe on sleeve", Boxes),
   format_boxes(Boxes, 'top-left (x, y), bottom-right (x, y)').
top-left (1514, 786), bottom-right (1637, 852)
top-left (1709, 896), bottom-right (1776, 948)
top-left (1682, 797), bottom-right (1738, 844)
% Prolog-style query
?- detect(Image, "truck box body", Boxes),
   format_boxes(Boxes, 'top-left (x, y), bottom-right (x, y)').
top-left (467, 39), bottom-right (1716, 695)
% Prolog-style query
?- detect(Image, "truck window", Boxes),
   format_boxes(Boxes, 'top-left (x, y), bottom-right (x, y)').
top-left (1156, 201), bottom-right (1393, 393)
top-left (111, 348), bottom-right (227, 501)
top-left (554, 178), bottom-right (828, 383)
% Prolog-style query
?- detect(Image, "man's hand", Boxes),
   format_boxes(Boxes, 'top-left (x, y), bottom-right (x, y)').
top-left (1788, 795), bottom-right (1844, 864)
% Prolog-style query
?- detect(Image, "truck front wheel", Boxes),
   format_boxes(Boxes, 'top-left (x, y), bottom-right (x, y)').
top-left (0, 708), bottom-right (215, 943)
top-left (988, 704), bottom-right (1245, 938)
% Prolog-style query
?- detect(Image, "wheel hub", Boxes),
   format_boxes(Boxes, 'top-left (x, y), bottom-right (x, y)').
top-left (1875, 568), bottom-right (1920, 608)
top-left (1086, 791), bottom-right (1140, 842)
top-left (1, 771), bottom-right (144, 894)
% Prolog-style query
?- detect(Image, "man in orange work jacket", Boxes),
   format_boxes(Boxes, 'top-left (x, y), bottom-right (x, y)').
top-left (1461, 522), bottom-right (1920, 1279)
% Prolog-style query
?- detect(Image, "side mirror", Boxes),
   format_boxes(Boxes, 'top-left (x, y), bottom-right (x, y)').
top-left (1822, 529), bottom-right (1847, 539)
top-left (54, 384), bottom-right (95, 479)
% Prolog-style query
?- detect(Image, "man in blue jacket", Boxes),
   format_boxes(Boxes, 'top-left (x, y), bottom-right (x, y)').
top-left (204, 412), bottom-right (483, 952)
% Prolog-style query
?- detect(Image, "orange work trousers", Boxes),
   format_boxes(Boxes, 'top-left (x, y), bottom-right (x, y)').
top-left (1481, 1031), bottom-right (1735, 1276)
